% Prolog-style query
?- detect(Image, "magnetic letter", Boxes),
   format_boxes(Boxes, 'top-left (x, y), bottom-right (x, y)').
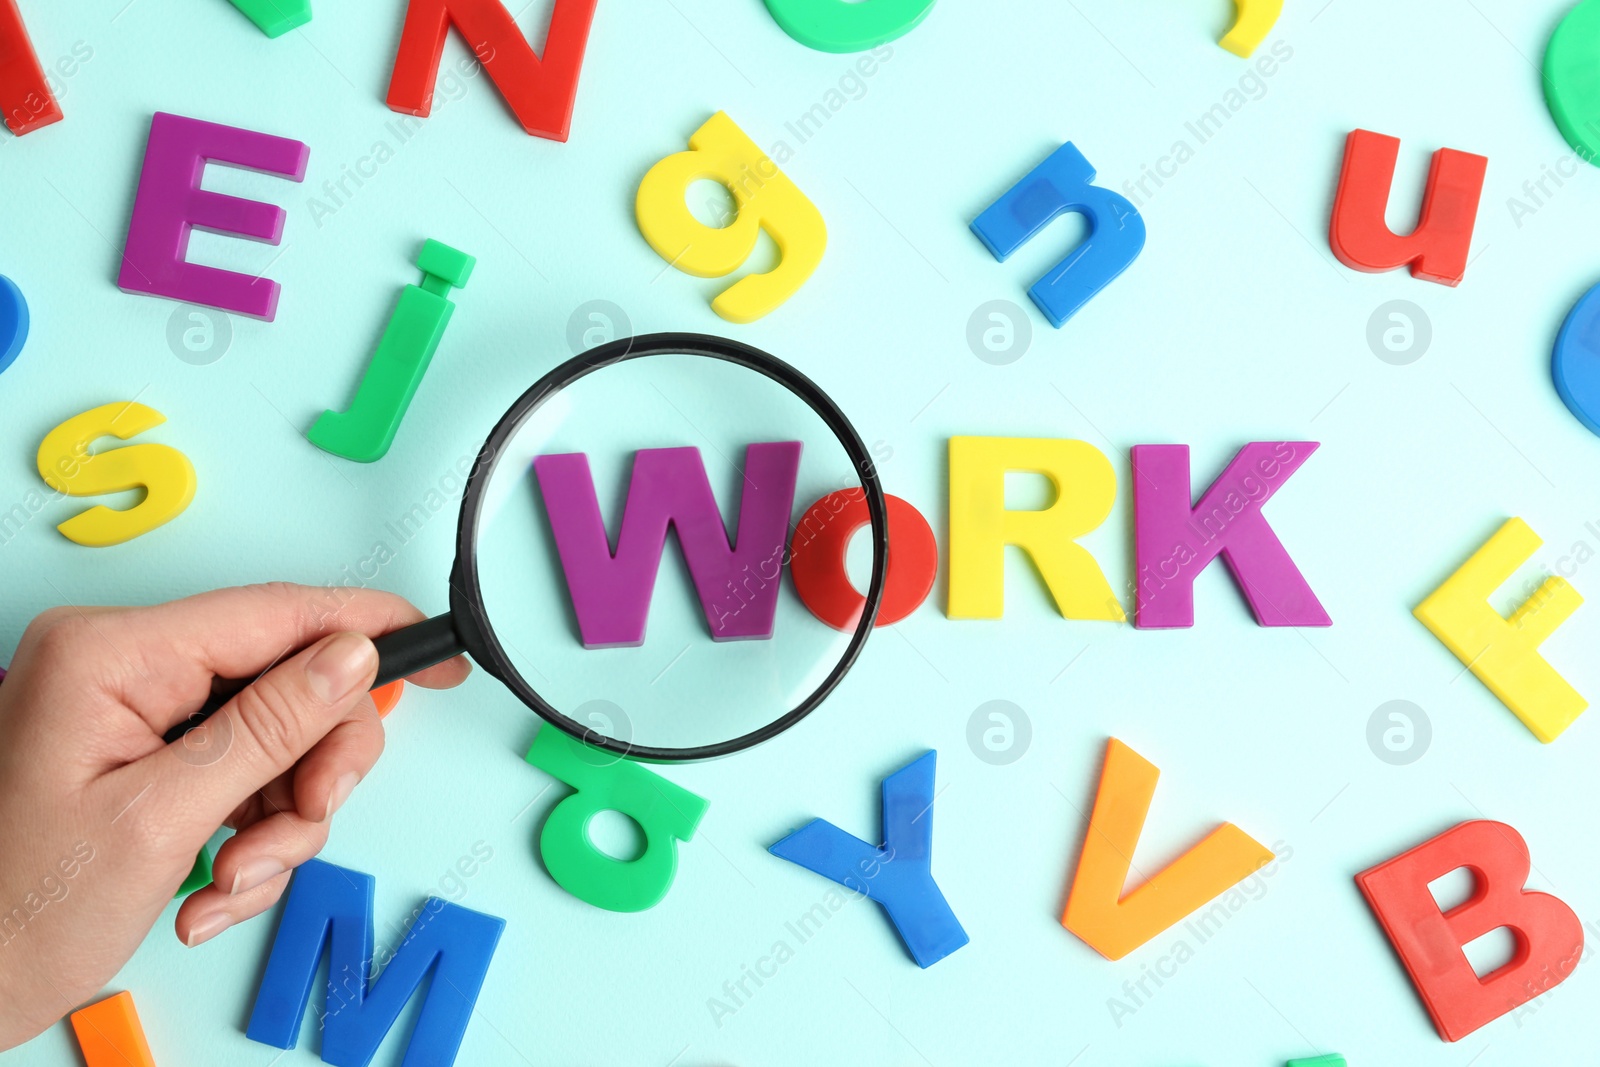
top-left (1414, 518), bottom-right (1585, 742)
top-left (1220, 0), bottom-right (1282, 56)
top-left (247, 858), bottom-right (504, 1066)
top-left (308, 239), bottom-right (475, 462)
top-left (762, 0), bottom-right (935, 52)
top-left (1329, 129), bottom-right (1487, 287)
top-left (1357, 821), bottom-right (1583, 1041)
top-left (37, 402), bottom-right (197, 547)
top-left (1062, 739), bottom-right (1273, 960)
top-left (525, 726), bottom-right (709, 912)
top-left (971, 142), bottom-right (1145, 328)
top-left (118, 112), bottom-right (309, 320)
top-left (1551, 279), bottom-right (1600, 438)
top-left (0, 273), bottom-right (26, 375)
top-left (177, 845), bottom-right (212, 897)
top-left (72, 992), bottom-right (156, 1067)
top-left (0, 0), bottom-right (61, 135)
top-left (947, 436), bottom-right (1122, 621)
top-left (225, 0), bottom-right (312, 36)
top-left (1544, 0), bottom-right (1600, 167)
top-left (1132, 442), bottom-right (1329, 628)
top-left (790, 491), bottom-right (937, 630)
top-left (534, 442), bottom-right (801, 647)
top-left (770, 750), bottom-right (968, 968)
top-left (636, 111), bottom-right (826, 323)
top-left (387, 0), bottom-right (599, 140)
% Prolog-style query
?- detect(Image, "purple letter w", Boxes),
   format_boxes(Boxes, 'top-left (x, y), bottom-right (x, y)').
top-left (533, 442), bottom-right (802, 648)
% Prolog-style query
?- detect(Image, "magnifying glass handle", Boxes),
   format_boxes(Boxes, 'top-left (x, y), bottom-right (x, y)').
top-left (160, 614), bottom-right (467, 745)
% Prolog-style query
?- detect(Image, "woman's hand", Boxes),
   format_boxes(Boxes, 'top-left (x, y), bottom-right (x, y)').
top-left (0, 583), bottom-right (470, 1049)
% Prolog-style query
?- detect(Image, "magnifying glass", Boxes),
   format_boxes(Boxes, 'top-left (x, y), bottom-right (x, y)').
top-left (168, 333), bottom-right (888, 762)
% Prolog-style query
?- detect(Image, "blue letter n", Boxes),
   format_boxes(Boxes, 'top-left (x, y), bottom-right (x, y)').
top-left (246, 858), bottom-right (506, 1067)
top-left (971, 142), bottom-right (1146, 328)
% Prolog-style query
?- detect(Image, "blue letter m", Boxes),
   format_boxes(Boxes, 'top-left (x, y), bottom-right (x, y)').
top-left (247, 858), bottom-right (506, 1067)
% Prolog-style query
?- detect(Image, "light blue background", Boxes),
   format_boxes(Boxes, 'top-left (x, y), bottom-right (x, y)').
top-left (3, 0), bottom-right (1600, 1063)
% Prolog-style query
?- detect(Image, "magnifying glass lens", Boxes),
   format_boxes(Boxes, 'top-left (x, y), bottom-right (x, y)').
top-left (473, 351), bottom-right (870, 754)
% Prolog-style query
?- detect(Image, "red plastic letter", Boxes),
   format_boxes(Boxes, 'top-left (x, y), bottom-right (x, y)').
top-left (0, 0), bottom-right (61, 135)
top-left (1329, 129), bottom-right (1487, 287)
top-left (790, 491), bottom-right (937, 631)
top-left (386, 0), bottom-right (599, 141)
top-left (1356, 820), bottom-right (1583, 1042)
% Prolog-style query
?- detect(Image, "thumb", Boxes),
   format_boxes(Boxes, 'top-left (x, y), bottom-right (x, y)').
top-left (151, 631), bottom-right (378, 837)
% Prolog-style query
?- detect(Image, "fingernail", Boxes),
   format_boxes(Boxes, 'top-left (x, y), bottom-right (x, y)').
top-left (185, 910), bottom-right (233, 947)
top-left (230, 858), bottom-right (284, 896)
top-left (325, 772), bottom-right (360, 821)
top-left (306, 633), bottom-right (377, 704)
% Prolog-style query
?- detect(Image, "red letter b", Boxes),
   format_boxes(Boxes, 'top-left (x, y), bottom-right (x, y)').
top-left (1357, 820), bottom-right (1582, 1042)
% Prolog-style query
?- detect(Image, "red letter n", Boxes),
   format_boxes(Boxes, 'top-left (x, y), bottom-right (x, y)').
top-left (1330, 129), bottom-right (1487, 287)
top-left (385, 0), bottom-right (600, 141)
top-left (1357, 820), bottom-right (1583, 1041)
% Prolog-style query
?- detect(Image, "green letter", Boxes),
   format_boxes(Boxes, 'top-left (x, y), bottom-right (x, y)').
top-left (525, 728), bottom-right (709, 912)
top-left (763, 0), bottom-right (935, 53)
top-left (225, 0), bottom-right (313, 38)
top-left (1545, 0), bottom-right (1600, 166)
top-left (308, 239), bottom-right (474, 462)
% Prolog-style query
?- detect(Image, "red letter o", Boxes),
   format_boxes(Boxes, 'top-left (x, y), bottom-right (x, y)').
top-left (790, 491), bottom-right (937, 631)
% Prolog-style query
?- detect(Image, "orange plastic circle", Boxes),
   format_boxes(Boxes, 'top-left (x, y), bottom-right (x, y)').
top-left (789, 491), bottom-right (937, 631)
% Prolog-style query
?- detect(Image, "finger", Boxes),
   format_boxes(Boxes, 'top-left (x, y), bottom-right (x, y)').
top-left (402, 654), bottom-right (472, 691)
top-left (107, 583), bottom-right (469, 735)
top-left (210, 805), bottom-right (332, 897)
top-left (134, 631), bottom-right (378, 838)
top-left (176, 869), bottom-right (293, 947)
top-left (150, 583), bottom-right (421, 677)
top-left (221, 792), bottom-right (261, 832)
top-left (222, 772), bottom-right (295, 831)
top-left (291, 696), bottom-right (384, 823)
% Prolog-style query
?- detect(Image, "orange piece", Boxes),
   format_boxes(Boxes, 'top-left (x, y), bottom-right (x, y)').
top-left (371, 680), bottom-right (404, 718)
top-left (70, 991), bottom-right (156, 1067)
top-left (1062, 738), bottom-right (1272, 960)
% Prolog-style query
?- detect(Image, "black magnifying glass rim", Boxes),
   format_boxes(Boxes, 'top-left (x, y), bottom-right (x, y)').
top-left (441, 332), bottom-right (889, 763)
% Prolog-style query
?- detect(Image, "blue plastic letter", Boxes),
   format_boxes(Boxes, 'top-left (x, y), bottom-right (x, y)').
top-left (769, 750), bottom-right (968, 968)
top-left (0, 275), bottom-right (28, 376)
top-left (970, 143), bottom-right (1146, 328)
top-left (1554, 280), bottom-right (1600, 438)
top-left (246, 858), bottom-right (505, 1067)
